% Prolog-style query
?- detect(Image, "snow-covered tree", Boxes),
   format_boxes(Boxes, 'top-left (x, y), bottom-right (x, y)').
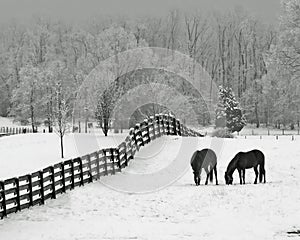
top-left (10, 65), bottom-right (44, 132)
top-left (52, 61), bottom-right (72, 158)
top-left (90, 26), bottom-right (148, 136)
top-left (216, 86), bottom-right (246, 132)
top-left (54, 80), bottom-right (71, 158)
top-left (276, 0), bottom-right (300, 77)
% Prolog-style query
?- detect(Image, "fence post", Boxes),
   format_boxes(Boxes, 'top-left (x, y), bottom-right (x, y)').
top-left (123, 142), bottom-right (128, 167)
top-left (173, 117), bottom-right (177, 135)
top-left (0, 181), bottom-right (7, 218)
top-left (87, 155), bottom-right (93, 183)
top-left (126, 136), bottom-right (133, 161)
top-left (155, 115), bottom-right (160, 137)
top-left (115, 148), bottom-right (121, 170)
top-left (50, 166), bottom-right (56, 199)
top-left (177, 120), bottom-right (181, 136)
top-left (96, 152), bottom-right (100, 179)
top-left (61, 162), bottom-right (66, 192)
top-left (162, 114), bottom-right (166, 135)
top-left (137, 124), bottom-right (144, 147)
top-left (79, 158), bottom-right (84, 186)
top-left (103, 150), bottom-right (108, 176)
top-left (110, 148), bottom-right (115, 175)
top-left (39, 171), bottom-right (45, 205)
top-left (131, 128), bottom-right (139, 151)
top-left (27, 174), bottom-right (33, 207)
top-left (145, 119), bottom-right (150, 144)
top-left (150, 116), bottom-right (156, 140)
top-left (166, 115), bottom-right (170, 135)
top-left (70, 161), bottom-right (75, 190)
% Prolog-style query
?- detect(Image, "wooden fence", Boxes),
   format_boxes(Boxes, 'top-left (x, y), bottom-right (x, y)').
top-left (0, 114), bottom-right (203, 219)
top-left (0, 127), bottom-right (33, 136)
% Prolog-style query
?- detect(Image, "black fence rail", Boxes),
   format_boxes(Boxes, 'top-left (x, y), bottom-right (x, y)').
top-left (0, 113), bottom-right (203, 219)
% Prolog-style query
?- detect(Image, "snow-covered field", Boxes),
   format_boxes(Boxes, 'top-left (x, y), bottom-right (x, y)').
top-left (0, 135), bottom-right (300, 239)
top-left (0, 133), bottom-right (127, 179)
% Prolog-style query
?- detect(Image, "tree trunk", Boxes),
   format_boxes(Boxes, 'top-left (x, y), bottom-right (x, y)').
top-left (103, 118), bottom-right (109, 136)
top-left (60, 134), bottom-right (64, 158)
top-left (48, 118), bottom-right (53, 133)
top-left (30, 104), bottom-right (35, 133)
top-left (255, 101), bottom-right (260, 128)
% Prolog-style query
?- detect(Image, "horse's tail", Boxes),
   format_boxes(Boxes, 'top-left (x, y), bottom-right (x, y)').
top-left (259, 153), bottom-right (266, 183)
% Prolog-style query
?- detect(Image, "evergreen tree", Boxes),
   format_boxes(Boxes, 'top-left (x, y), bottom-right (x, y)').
top-left (215, 86), bottom-right (246, 132)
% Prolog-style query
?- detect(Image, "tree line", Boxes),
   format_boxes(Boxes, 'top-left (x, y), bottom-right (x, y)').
top-left (0, 0), bottom-right (299, 132)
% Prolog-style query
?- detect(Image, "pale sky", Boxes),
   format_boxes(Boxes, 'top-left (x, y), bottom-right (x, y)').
top-left (0, 0), bottom-right (281, 24)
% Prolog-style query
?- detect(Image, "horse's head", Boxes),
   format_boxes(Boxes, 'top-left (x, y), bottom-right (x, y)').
top-left (224, 171), bottom-right (233, 185)
top-left (193, 171), bottom-right (200, 186)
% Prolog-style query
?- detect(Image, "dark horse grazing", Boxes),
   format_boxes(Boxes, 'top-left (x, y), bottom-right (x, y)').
top-left (225, 149), bottom-right (266, 185)
top-left (190, 149), bottom-right (218, 186)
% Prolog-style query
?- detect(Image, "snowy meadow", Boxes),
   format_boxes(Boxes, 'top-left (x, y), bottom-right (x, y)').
top-left (0, 134), bottom-right (299, 239)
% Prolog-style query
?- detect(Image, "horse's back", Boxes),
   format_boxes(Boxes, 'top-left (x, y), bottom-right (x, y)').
top-left (237, 149), bottom-right (264, 168)
top-left (191, 149), bottom-right (217, 170)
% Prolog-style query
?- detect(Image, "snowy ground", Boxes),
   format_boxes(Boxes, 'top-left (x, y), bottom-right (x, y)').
top-left (0, 135), bottom-right (300, 239)
top-left (0, 132), bottom-right (127, 179)
top-left (200, 124), bottom-right (300, 136)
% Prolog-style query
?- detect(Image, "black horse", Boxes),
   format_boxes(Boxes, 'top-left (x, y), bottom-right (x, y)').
top-left (191, 149), bottom-right (218, 186)
top-left (225, 149), bottom-right (266, 185)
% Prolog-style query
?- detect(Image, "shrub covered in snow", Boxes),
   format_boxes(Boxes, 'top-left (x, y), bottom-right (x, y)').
top-left (215, 86), bottom-right (246, 133)
top-left (211, 128), bottom-right (234, 138)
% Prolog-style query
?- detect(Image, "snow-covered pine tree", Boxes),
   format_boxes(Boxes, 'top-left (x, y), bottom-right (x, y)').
top-left (215, 86), bottom-right (246, 133)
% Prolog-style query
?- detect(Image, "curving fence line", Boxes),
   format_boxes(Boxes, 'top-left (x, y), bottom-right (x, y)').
top-left (0, 114), bottom-right (203, 219)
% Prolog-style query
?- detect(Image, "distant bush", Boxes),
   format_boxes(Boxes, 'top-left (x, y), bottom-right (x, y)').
top-left (211, 128), bottom-right (234, 138)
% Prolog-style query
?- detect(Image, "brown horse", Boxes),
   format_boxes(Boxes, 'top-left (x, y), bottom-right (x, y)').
top-left (190, 149), bottom-right (218, 186)
top-left (225, 149), bottom-right (266, 185)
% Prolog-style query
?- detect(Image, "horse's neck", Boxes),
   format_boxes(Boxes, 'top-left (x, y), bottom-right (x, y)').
top-left (227, 157), bottom-right (238, 174)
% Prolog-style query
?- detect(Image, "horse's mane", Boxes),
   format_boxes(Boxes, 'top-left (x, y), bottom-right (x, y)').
top-left (227, 154), bottom-right (239, 174)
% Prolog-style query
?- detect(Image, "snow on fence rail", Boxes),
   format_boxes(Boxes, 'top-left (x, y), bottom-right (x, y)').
top-left (0, 113), bottom-right (203, 219)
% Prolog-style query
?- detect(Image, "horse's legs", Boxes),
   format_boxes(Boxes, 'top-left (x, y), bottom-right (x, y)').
top-left (205, 171), bottom-right (209, 185)
top-left (242, 169), bottom-right (246, 184)
top-left (261, 168), bottom-right (266, 183)
top-left (214, 166), bottom-right (218, 185)
top-left (194, 175), bottom-right (198, 186)
top-left (238, 169), bottom-right (242, 184)
top-left (198, 169), bottom-right (202, 185)
top-left (254, 166), bottom-right (258, 184)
